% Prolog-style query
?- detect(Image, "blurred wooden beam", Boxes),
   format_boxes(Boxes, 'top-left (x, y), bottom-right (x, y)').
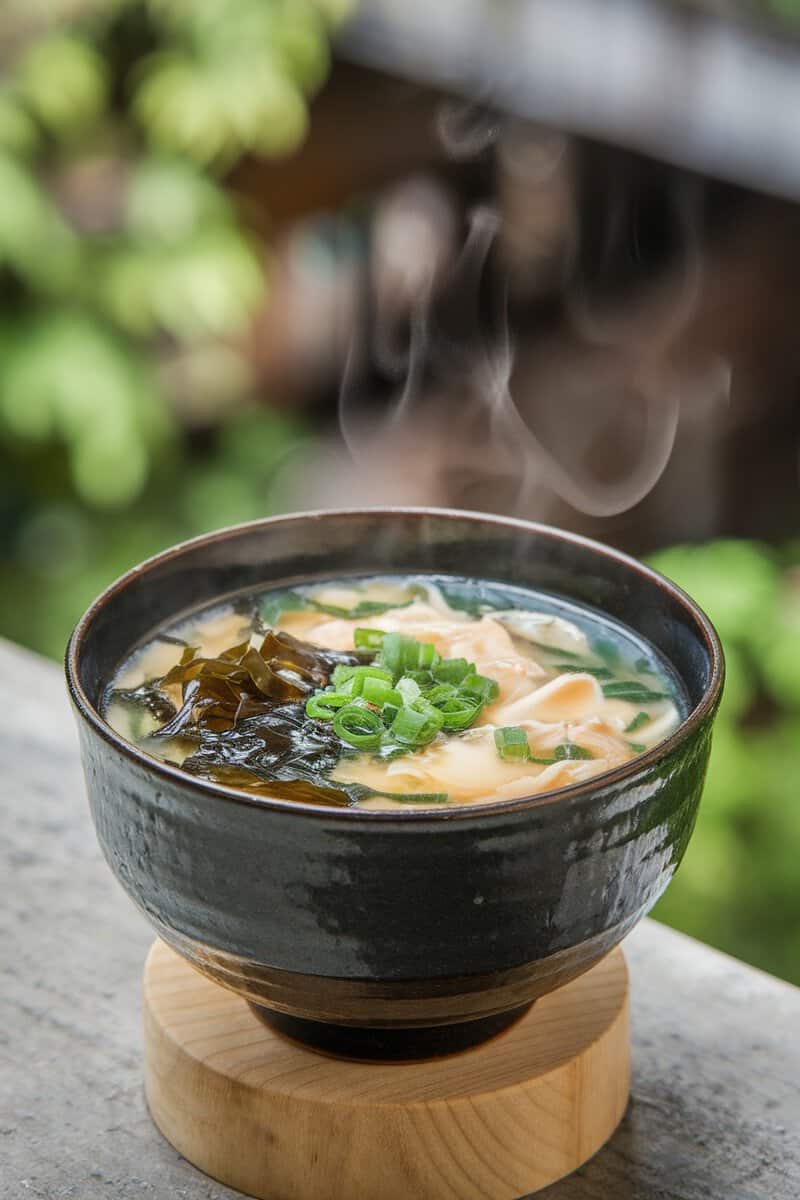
top-left (338, 0), bottom-right (800, 203)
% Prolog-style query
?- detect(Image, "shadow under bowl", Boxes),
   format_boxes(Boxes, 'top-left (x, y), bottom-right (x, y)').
top-left (66, 508), bottom-right (723, 1057)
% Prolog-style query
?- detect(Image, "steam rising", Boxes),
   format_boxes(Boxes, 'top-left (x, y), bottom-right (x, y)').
top-left (313, 107), bottom-right (732, 520)
top-left (436, 97), bottom-right (500, 160)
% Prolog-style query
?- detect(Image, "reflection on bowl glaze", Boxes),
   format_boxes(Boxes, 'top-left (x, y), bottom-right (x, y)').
top-left (67, 509), bottom-right (722, 1052)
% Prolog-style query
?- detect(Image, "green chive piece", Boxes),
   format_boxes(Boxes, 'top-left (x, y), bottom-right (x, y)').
top-left (494, 726), bottom-right (531, 761)
top-left (354, 627), bottom-right (387, 651)
top-left (628, 741), bottom-right (647, 753)
top-left (331, 664), bottom-right (393, 693)
top-left (553, 664), bottom-right (613, 679)
top-left (426, 683), bottom-right (458, 707)
top-left (439, 697), bottom-right (482, 730)
top-left (378, 632), bottom-right (415, 675)
top-left (602, 681), bottom-right (667, 703)
top-left (461, 673), bottom-right (500, 704)
top-left (379, 633), bottom-right (441, 677)
top-left (553, 743), bottom-right (594, 761)
top-left (360, 788), bottom-right (450, 805)
top-left (625, 711), bottom-right (650, 734)
top-left (396, 676), bottom-right (422, 705)
top-left (528, 640), bottom-right (581, 660)
top-left (432, 657), bottom-right (473, 685)
top-left (404, 669), bottom-right (436, 690)
top-left (361, 677), bottom-right (400, 707)
top-left (333, 704), bottom-right (385, 749)
top-left (308, 598), bottom-right (413, 619)
top-left (390, 700), bottom-right (444, 746)
top-left (305, 692), bottom-right (351, 720)
top-left (418, 641), bottom-right (441, 669)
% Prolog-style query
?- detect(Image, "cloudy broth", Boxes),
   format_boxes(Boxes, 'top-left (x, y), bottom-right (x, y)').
top-left (104, 575), bottom-right (686, 809)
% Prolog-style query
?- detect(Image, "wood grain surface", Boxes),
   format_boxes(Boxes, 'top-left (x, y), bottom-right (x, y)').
top-left (143, 939), bottom-right (629, 1200)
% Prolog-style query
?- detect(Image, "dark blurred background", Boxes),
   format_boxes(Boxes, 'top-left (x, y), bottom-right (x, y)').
top-left (1, 0), bottom-right (799, 982)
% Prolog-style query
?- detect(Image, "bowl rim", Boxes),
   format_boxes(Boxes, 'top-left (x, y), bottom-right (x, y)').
top-left (65, 506), bottom-right (724, 822)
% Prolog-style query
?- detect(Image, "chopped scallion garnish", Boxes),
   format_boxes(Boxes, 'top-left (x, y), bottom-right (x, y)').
top-left (602, 681), bottom-right (667, 703)
top-left (494, 726), bottom-right (530, 761)
top-left (305, 692), bottom-right (351, 720)
top-left (460, 673), bottom-right (500, 704)
top-left (625, 711), bottom-right (650, 733)
top-left (333, 704), bottom-right (385, 749)
top-left (354, 627), bottom-right (387, 651)
top-left (432, 657), bottom-right (473, 685)
top-left (331, 664), bottom-right (393, 692)
top-left (361, 677), bottom-right (401, 707)
top-left (379, 632), bottom-right (442, 676)
top-left (390, 700), bottom-right (444, 746)
top-left (439, 697), bottom-right (482, 729)
top-left (553, 743), bottom-right (594, 760)
top-left (396, 676), bottom-right (422, 705)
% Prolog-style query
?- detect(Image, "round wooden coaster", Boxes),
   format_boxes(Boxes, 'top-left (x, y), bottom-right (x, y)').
top-left (143, 939), bottom-right (629, 1200)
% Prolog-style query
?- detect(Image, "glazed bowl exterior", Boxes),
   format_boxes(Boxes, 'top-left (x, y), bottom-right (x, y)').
top-left (66, 509), bottom-right (723, 1030)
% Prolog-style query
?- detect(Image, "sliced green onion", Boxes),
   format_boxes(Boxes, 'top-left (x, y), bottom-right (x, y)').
top-left (460, 673), bottom-right (500, 704)
top-left (396, 676), bottom-right (422, 705)
top-left (494, 726), bottom-right (530, 761)
top-left (527, 640), bottom-right (581, 660)
top-left (432, 657), bottom-right (473, 685)
top-left (628, 741), bottom-right (647, 753)
top-left (552, 664), bottom-right (613, 679)
top-left (404, 668), bottom-right (435, 690)
top-left (439, 696), bottom-right (482, 730)
top-left (354, 627), bottom-right (387, 651)
top-left (602, 681), bottom-right (667, 703)
top-left (363, 789), bottom-right (449, 805)
top-left (379, 633), bottom-right (440, 677)
top-left (306, 692), bottom-right (351, 720)
top-left (390, 700), bottom-right (444, 746)
top-left (553, 743), bottom-right (594, 761)
top-left (379, 632), bottom-right (415, 675)
top-left (308, 598), bottom-right (413, 619)
top-left (361, 677), bottom-right (401, 707)
top-left (418, 641), bottom-right (441, 669)
top-left (426, 683), bottom-right (458, 707)
top-left (331, 664), bottom-right (393, 692)
top-left (625, 711), bottom-right (650, 733)
top-left (333, 704), bottom-right (385, 749)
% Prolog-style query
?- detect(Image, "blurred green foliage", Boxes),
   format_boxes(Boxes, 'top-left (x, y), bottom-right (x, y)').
top-left (0, 0), bottom-right (349, 653)
top-left (650, 540), bottom-right (800, 985)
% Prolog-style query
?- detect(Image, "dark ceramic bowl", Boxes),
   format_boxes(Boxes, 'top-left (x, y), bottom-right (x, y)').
top-left (67, 509), bottom-right (722, 1056)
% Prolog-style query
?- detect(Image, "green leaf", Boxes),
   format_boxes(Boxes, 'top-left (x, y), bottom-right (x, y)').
top-left (18, 35), bottom-right (108, 139)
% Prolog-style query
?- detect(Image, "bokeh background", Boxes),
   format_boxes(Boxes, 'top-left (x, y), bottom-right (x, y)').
top-left (2, 0), bottom-right (799, 983)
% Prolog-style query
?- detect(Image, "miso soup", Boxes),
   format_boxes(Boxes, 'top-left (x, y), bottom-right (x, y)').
top-left (104, 576), bottom-right (687, 809)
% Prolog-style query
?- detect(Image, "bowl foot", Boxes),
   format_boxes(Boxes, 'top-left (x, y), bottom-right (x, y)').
top-left (248, 1001), bottom-right (534, 1060)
